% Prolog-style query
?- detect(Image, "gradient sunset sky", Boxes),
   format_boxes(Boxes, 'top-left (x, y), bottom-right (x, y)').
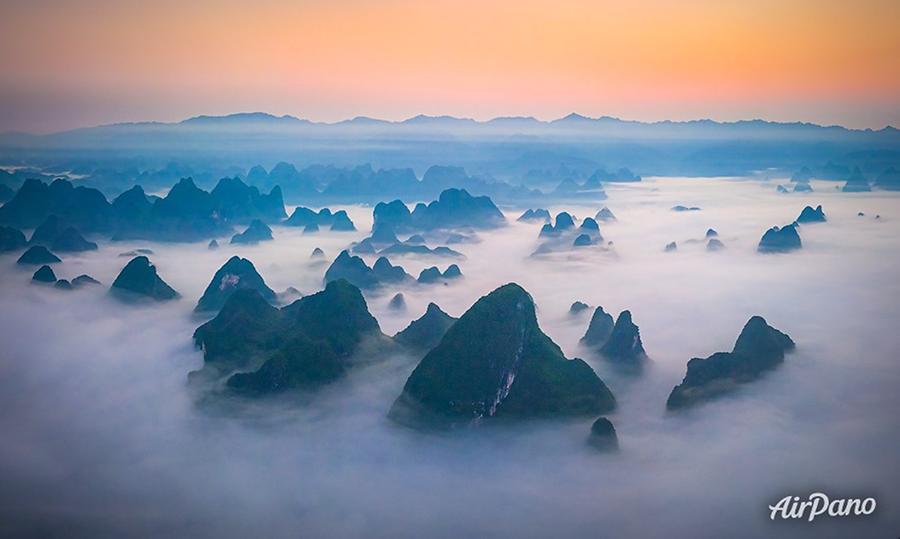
top-left (1, 0), bottom-right (898, 133)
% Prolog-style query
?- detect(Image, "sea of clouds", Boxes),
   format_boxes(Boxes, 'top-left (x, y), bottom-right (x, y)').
top-left (0, 178), bottom-right (898, 537)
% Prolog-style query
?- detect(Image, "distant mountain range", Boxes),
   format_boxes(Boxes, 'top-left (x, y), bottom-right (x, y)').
top-left (180, 112), bottom-right (313, 126)
top-left (185, 111), bottom-right (894, 133)
top-left (2, 111), bottom-right (898, 184)
top-left (5, 111), bottom-right (896, 137)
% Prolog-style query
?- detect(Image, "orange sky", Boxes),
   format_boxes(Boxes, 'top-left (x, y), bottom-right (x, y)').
top-left (1, 0), bottom-right (898, 132)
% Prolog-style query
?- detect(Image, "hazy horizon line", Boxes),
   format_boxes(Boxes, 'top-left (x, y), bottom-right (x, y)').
top-left (6, 110), bottom-right (897, 137)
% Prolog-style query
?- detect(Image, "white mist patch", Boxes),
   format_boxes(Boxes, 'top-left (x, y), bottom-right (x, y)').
top-left (0, 179), bottom-right (898, 538)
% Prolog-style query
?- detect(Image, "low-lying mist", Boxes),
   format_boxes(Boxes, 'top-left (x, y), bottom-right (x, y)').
top-left (0, 178), bottom-right (898, 537)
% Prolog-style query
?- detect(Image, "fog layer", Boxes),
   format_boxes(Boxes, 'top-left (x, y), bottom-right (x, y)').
top-left (0, 178), bottom-right (898, 537)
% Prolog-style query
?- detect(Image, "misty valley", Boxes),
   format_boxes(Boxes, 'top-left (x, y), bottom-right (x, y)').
top-left (1, 146), bottom-right (898, 537)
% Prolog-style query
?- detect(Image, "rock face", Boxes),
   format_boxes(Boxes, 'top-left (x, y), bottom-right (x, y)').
top-left (539, 223), bottom-right (556, 237)
top-left (776, 185), bottom-right (789, 193)
top-left (378, 243), bottom-right (463, 258)
top-left (595, 207), bottom-right (616, 222)
top-left (321, 166), bottom-right (419, 199)
top-left (394, 302), bottom-right (457, 350)
top-left (0, 225), bottom-right (26, 252)
top-left (412, 188), bottom-right (505, 230)
top-left (285, 206), bottom-right (356, 231)
top-left (569, 301), bottom-right (590, 315)
top-left (579, 217), bottom-right (600, 232)
top-left (220, 280), bottom-right (383, 393)
top-left (72, 274), bottom-right (101, 287)
top-left (114, 178), bottom-right (230, 242)
top-left (672, 205), bottom-right (701, 212)
top-left (230, 219), bottom-right (273, 244)
top-left (758, 224), bottom-right (802, 253)
top-left (209, 177), bottom-right (286, 223)
top-left (442, 264), bottom-right (462, 279)
top-left (54, 279), bottom-right (73, 290)
top-left (17, 245), bottom-right (61, 265)
top-left (111, 185), bottom-right (152, 227)
top-left (555, 174), bottom-right (611, 197)
top-left (32, 265), bottom-right (57, 283)
top-left (330, 210), bottom-right (356, 231)
top-left (228, 335), bottom-right (348, 392)
top-left (375, 189), bottom-right (505, 232)
top-left (573, 234), bottom-right (593, 247)
top-left (554, 212), bottom-right (575, 230)
top-left (372, 256), bottom-right (412, 284)
top-left (417, 265), bottom-right (461, 283)
top-left (599, 311), bottom-right (646, 362)
top-left (195, 256), bottom-right (276, 313)
top-left (665, 241), bottom-right (677, 252)
top-left (372, 200), bottom-right (412, 231)
top-left (706, 238), bottom-right (725, 251)
top-left (538, 212), bottom-right (581, 238)
top-left (324, 250), bottom-right (379, 289)
top-left (208, 239), bottom-right (219, 250)
top-left (152, 178), bottom-right (217, 226)
top-left (517, 209), bottom-right (551, 222)
top-left (110, 256), bottom-right (179, 301)
top-left (705, 228), bottom-right (718, 238)
top-left (842, 167), bottom-right (870, 192)
top-left (369, 223), bottom-right (400, 245)
top-left (310, 247), bottom-right (325, 258)
top-left (193, 288), bottom-right (283, 371)
top-left (388, 293), bottom-right (407, 311)
top-left (285, 206), bottom-right (319, 227)
top-left (417, 267), bottom-right (442, 284)
top-left (0, 178), bottom-right (113, 231)
top-left (390, 283), bottom-right (616, 426)
top-left (352, 240), bottom-right (376, 254)
top-left (588, 417), bottom-right (619, 452)
top-left (667, 316), bottom-right (795, 410)
top-left (793, 182), bottom-right (813, 193)
top-left (532, 212), bottom-right (607, 255)
top-left (580, 307), bottom-right (615, 348)
top-left (277, 286), bottom-right (303, 305)
top-left (255, 162), bottom-right (312, 197)
top-left (262, 162), bottom-right (317, 198)
top-left (29, 214), bottom-right (64, 245)
top-left (1, 176), bottom-right (285, 243)
top-left (796, 205), bottom-right (826, 223)
top-left (51, 227), bottom-right (98, 252)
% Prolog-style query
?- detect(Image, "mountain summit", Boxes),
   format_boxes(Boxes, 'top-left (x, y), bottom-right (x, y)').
top-left (391, 283), bottom-right (615, 426)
